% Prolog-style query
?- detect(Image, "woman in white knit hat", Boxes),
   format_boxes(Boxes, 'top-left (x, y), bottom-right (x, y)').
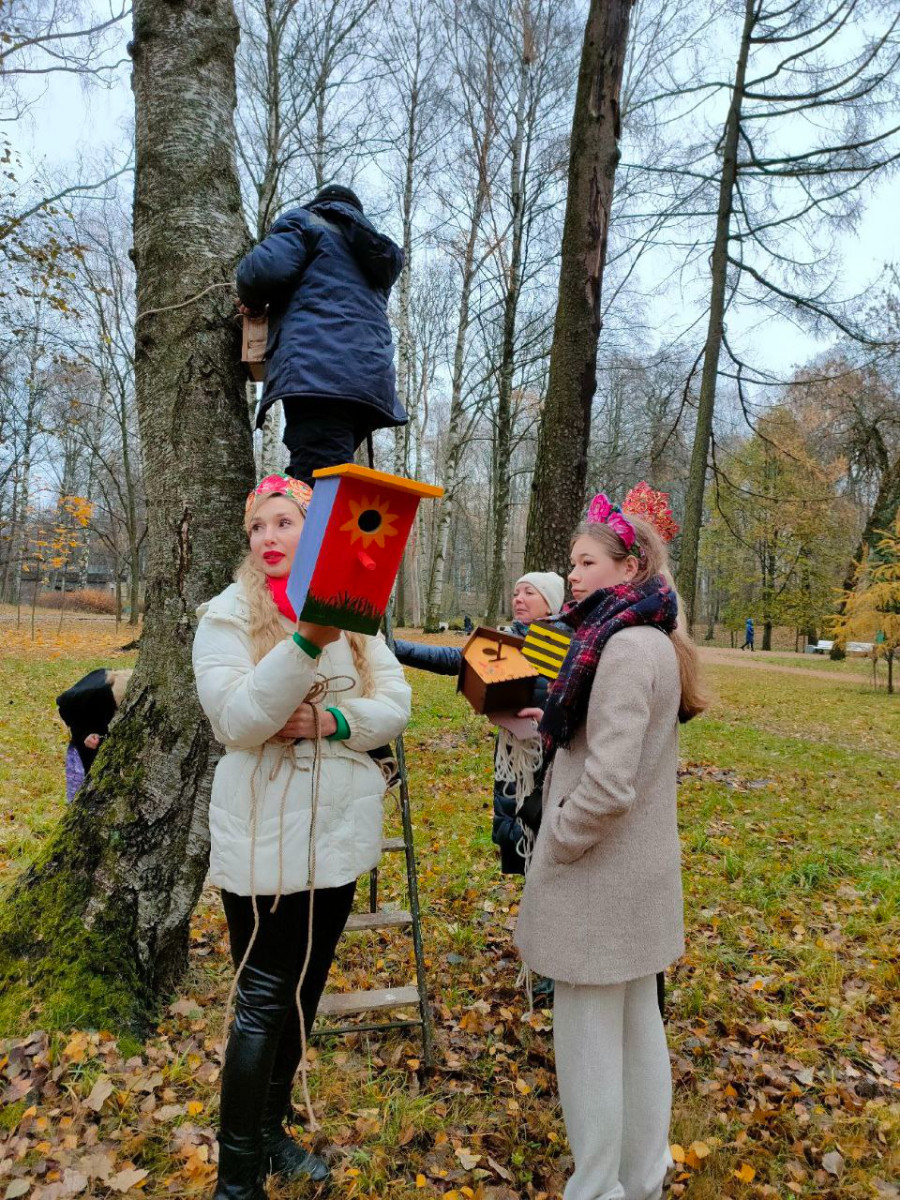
top-left (393, 571), bottom-right (565, 874)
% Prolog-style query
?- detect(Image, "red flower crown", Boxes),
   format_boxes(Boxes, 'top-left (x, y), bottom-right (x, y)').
top-left (585, 482), bottom-right (679, 555)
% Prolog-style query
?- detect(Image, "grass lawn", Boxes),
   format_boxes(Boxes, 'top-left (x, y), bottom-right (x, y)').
top-left (0, 621), bottom-right (898, 1199)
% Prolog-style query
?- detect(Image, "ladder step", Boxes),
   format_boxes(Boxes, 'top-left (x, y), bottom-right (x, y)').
top-left (382, 836), bottom-right (406, 851)
top-left (318, 985), bottom-right (421, 1017)
top-left (344, 910), bottom-right (412, 932)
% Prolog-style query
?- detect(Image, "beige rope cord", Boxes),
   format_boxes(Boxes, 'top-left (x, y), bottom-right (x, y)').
top-left (494, 726), bottom-right (544, 1014)
top-left (220, 670), bottom-right (358, 1131)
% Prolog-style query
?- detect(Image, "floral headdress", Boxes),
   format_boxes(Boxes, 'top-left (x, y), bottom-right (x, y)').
top-left (622, 482), bottom-right (679, 543)
top-left (245, 473), bottom-right (313, 517)
top-left (585, 483), bottom-right (679, 557)
top-left (585, 492), bottom-right (641, 557)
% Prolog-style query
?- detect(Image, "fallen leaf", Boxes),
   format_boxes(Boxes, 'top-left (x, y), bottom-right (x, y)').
top-left (734, 1163), bottom-right (756, 1184)
top-left (107, 1168), bottom-right (149, 1193)
top-left (84, 1076), bottom-right (114, 1113)
top-left (821, 1150), bottom-right (844, 1178)
top-left (455, 1148), bottom-right (481, 1171)
top-left (487, 1158), bottom-right (512, 1183)
top-left (79, 1152), bottom-right (115, 1181)
top-left (5, 1182), bottom-right (32, 1199)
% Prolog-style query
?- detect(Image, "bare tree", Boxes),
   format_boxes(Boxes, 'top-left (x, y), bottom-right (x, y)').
top-left (672, 0), bottom-right (900, 627)
top-left (0, 0), bottom-right (254, 1027)
top-left (421, 0), bottom-right (499, 629)
top-left (235, 0), bottom-right (381, 233)
top-left (524, 0), bottom-right (637, 576)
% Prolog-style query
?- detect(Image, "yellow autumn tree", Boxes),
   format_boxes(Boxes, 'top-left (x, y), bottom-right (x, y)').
top-left (831, 510), bottom-right (900, 694)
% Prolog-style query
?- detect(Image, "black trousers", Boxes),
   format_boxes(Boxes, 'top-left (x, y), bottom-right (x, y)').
top-left (219, 881), bottom-right (357, 1151)
top-left (281, 402), bottom-right (373, 486)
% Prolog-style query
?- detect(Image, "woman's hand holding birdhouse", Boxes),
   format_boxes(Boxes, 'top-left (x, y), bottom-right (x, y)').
top-left (516, 707), bottom-right (543, 722)
top-left (296, 620), bottom-right (342, 648)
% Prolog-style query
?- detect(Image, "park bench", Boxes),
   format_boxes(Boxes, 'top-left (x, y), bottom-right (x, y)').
top-left (846, 641), bottom-right (874, 654)
top-left (806, 640), bottom-right (834, 654)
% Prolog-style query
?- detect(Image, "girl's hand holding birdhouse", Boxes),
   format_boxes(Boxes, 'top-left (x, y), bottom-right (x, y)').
top-left (277, 702), bottom-right (338, 741)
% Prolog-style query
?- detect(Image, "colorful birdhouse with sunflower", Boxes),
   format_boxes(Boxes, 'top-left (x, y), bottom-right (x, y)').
top-left (458, 627), bottom-right (540, 715)
top-left (287, 464), bottom-right (444, 635)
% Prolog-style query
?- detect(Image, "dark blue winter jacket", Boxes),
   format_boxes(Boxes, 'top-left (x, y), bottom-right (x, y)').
top-left (394, 622), bottom-right (556, 874)
top-left (236, 199), bottom-right (408, 431)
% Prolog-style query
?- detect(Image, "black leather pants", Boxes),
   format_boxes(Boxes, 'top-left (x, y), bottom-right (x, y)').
top-left (214, 882), bottom-right (356, 1197)
top-left (281, 403), bottom-right (373, 486)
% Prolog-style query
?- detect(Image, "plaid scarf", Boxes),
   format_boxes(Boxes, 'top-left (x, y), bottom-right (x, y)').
top-left (539, 575), bottom-right (677, 756)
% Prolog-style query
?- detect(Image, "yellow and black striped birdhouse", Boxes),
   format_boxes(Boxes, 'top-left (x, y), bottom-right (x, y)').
top-left (522, 621), bottom-right (573, 680)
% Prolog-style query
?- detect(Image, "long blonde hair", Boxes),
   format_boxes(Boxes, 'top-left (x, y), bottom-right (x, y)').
top-left (238, 494), bottom-right (375, 696)
top-left (574, 516), bottom-right (709, 722)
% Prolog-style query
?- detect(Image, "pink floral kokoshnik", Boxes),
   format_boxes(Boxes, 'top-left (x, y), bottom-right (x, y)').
top-left (585, 482), bottom-right (680, 556)
top-left (245, 473), bottom-right (313, 517)
top-left (586, 492), bottom-right (639, 551)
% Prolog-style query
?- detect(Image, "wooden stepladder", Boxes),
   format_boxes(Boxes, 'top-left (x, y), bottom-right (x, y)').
top-left (313, 607), bottom-right (433, 1067)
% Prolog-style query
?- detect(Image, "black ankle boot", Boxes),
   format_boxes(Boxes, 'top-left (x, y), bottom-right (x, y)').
top-left (261, 1083), bottom-right (330, 1184)
top-left (263, 1129), bottom-right (331, 1184)
top-left (213, 1140), bottom-right (267, 1200)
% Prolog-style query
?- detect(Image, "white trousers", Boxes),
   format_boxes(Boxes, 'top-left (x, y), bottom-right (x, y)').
top-left (553, 974), bottom-right (673, 1200)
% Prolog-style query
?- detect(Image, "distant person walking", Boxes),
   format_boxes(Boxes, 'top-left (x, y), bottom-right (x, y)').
top-left (740, 617), bottom-right (755, 651)
top-left (236, 184), bottom-right (407, 486)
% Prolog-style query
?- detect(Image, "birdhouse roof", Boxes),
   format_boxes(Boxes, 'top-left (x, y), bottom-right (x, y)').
top-left (312, 463), bottom-right (444, 499)
top-left (461, 627), bottom-right (540, 684)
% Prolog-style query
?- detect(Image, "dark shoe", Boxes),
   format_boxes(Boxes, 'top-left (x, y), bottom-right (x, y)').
top-left (213, 1140), bottom-right (266, 1200)
top-left (263, 1130), bottom-right (331, 1183)
top-left (532, 974), bottom-right (554, 1002)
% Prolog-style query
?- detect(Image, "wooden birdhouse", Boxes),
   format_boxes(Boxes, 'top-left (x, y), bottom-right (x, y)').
top-left (241, 314), bottom-right (268, 382)
top-left (522, 621), bottom-right (574, 680)
top-left (287, 464), bottom-right (443, 635)
top-left (457, 627), bottom-right (540, 715)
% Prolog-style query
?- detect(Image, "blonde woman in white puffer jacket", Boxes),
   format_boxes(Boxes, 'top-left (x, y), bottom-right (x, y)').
top-left (192, 473), bottom-right (410, 1200)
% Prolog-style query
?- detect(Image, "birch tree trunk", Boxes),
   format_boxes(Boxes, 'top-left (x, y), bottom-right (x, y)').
top-left (524, 0), bottom-right (635, 576)
top-left (423, 195), bottom-right (485, 629)
top-left (484, 4), bottom-right (531, 627)
top-left (676, 0), bottom-right (753, 629)
top-left (0, 0), bottom-right (254, 1030)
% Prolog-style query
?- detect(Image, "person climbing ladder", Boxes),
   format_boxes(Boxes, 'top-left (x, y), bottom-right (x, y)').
top-left (236, 184), bottom-right (408, 485)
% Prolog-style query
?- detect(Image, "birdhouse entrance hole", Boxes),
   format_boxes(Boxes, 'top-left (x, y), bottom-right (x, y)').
top-left (358, 508), bottom-right (382, 533)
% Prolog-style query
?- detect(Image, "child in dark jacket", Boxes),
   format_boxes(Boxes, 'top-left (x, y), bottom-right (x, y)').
top-left (394, 572), bottom-right (566, 873)
top-left (236, 184), bottom-right (407, 485)
top-left (57, 668), bottom-right (132, 802)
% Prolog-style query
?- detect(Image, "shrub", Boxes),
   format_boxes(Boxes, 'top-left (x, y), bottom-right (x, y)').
top-left (38, 588), bottom-right (118, 615)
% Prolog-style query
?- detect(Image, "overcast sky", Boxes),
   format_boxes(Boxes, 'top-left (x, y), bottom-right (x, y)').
top-left (18, 15), bottom-right (900, 384)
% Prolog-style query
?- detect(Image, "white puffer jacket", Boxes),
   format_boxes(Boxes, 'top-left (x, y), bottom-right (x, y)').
top-left (193, 582), bottom-right (411, 896)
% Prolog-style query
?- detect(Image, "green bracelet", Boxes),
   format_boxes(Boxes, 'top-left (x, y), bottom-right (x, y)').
top-left (292, 631), bottom-right (322, 658)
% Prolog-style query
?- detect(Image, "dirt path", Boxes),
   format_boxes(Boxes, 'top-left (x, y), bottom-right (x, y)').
top-left (697, 645), bottom-right (872, 684)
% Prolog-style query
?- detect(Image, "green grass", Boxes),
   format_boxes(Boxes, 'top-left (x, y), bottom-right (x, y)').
top-left (0, 635), bottom-right (897, 1198)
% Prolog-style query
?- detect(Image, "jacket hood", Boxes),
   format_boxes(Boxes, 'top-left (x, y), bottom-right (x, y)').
top-left (307, 199), bottom-right (404, 290)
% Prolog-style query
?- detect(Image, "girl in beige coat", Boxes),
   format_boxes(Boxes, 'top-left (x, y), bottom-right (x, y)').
top-left (515, 489), bottom-right (706, 1200)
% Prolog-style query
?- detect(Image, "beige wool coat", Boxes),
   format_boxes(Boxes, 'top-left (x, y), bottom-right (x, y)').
top-left (515, 625), bottom-right (685, 986)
